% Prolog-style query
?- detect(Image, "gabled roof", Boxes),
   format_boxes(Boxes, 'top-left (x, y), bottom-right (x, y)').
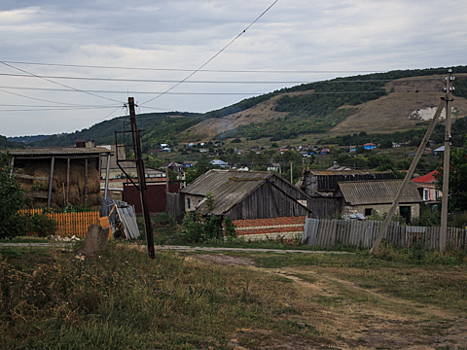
top-left (338, 180), bottom-right (422, 206)
top-left (413, 170), bottom-right (439, 184)
top-left (182, 169), bottom-right (309, 215)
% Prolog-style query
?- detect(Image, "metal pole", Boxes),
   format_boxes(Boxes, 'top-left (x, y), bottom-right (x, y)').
top-left (440, 70), bottom-right (455, 253)
top-left (128, 97), bottom-right (156, 259)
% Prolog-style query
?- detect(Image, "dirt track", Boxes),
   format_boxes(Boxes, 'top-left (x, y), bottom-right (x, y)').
top-left (191, 254), bottom-right (467, 350)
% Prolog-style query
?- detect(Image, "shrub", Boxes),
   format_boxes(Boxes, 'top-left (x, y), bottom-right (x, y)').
top-left (27, 214), bottom-right (57, 237)
top-left (0, 153), bottom-right (28, 239)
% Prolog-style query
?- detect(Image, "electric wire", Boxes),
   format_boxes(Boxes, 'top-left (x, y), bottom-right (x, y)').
top-left (0, 87), bottom-right (120, 108)
top-left (140, 0), bottom-right (281, 106)
top-left (0, 72), bottom-right (446, 84)
top-left (0, 61), bottom-right (125, 105)
top-left (0, 60), bottom-right (386, 74)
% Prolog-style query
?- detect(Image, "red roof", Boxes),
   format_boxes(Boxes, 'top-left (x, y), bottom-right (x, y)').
top-left (413, 170), bottom-right (439, 184)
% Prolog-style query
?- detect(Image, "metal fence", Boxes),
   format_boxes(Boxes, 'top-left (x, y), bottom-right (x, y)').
top-left (302, 218), bottom-right (467, 250)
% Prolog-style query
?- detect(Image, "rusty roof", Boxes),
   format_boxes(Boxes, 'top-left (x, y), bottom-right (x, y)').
top-left (338, 180), bottom-right (422, 205)
top-left (5, 147), bottom-right (112, 157)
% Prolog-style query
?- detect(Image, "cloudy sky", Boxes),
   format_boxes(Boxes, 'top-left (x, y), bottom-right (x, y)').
top-left (1, 0), bottom-right (466, 137)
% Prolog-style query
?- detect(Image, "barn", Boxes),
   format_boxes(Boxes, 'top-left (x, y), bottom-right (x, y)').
top-left (181, 169), bottom-right (311, 220)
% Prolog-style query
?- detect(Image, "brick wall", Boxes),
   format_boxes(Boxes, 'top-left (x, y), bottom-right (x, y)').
top-left (229, 216), bottom-right (306, 242)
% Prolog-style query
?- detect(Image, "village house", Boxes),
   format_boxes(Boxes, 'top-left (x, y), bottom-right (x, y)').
top-left (336, 180), bottom-right (422, 223)
top-left (297, 168), bottom-right (393, 218)
top-left (363, 143), bottom-right (377, 150)
top-left (412, 170), bottom-right (441, 204)
top-left (180, 169), bottom-right (311, 220)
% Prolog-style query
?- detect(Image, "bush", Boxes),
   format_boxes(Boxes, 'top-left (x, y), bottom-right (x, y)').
top-left (0, 153), bottom-right (28, 239)
top-left (180, 212), bottom-right (226, 243)
top-left (27, 214), bottom-right (57, 237)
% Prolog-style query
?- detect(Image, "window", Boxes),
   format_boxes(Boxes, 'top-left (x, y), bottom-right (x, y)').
top-left (423, 189), bottom-right (429, 201)
top-left (187, 198), bottom-right (191, 209)
top-left (434, 190), bottom-right (439, 200)
top-left (364, 208), bottom-right (373, 216)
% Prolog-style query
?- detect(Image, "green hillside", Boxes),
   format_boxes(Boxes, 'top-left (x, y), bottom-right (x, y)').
top-left (5, 65), bottom-right (467, 150)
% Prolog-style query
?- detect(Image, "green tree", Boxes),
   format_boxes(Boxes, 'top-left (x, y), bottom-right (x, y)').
top-left (436, 148), bottom-right (467, 212)
top-left (0, 153), bottom-right (28, 238)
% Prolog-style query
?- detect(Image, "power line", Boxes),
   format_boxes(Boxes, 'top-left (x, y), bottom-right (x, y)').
top-left (0, 60), bottom-right (386, 74)
top-left (0, 61), bottom-right (125, 105)
top-left (0, 87), bottom-right (120, 107)
top-left (140, 0), bottom-right (281, 106)
top-left (0, 72), bottom-right (446, 85)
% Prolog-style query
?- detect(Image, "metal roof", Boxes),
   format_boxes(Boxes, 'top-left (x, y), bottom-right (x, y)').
top-left (181, 169), bottom-right (287, 215)
top-left (338, 180), bottom-right (422, 205)
top-left (5, 147), bottom-right (112, 157)
top-left (306, 169), bottom-right (392, 176)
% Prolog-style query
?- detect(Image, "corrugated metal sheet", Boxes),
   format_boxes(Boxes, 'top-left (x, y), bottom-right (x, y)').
top-left (6, 147), bottom-right (112, 156)
top-left (307, 169), bottom-right (392, 176)
top-left (181, 169), bottom-right (309, 216)
top-left (338, 180), bottom-right (422, 205)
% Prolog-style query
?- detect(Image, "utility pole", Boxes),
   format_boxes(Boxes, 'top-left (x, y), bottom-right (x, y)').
top-left (370, 99), bottom-right (445, 255)
top-left (128, 97), bottom-right (156, 259)
top-left (440, 70), bottom-right (455, 253)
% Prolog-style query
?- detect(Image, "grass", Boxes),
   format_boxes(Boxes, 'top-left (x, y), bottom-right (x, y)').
top-left (3, 227), bottom-right (467, 349)
top-left (0, 242), bottom-right (329, 350)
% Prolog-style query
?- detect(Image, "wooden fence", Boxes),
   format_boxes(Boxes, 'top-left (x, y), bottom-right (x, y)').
top-left (19, 209), bottom-right (101, 238)
top-left (302, 218), bottom-right (467, 250)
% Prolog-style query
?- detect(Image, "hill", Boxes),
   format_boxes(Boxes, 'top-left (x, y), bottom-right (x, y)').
top-left (5, 65), bottom-right (467, 149)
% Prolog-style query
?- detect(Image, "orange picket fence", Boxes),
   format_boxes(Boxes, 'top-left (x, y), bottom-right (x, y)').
top-left (19, 209), bottom-right (101, 238)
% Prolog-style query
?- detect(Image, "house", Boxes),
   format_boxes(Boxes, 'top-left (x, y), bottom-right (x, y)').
top-left (413, 170), bottom-right (441, 203)
top-left (297, 169), bottom-right (393, 198)
top-left (183, 161), bottom-right (194, 168)
top-left (297, 169), bottom-right (393, 219)
top-left (267, 163), bottom-right (281, 173)
top-left (180, 169), bottom-right (311, 220)
top-left (319, 148), bottom-right (330, 155)
top-left (251, 145), bottom-right (261, 152)
top-left (434, 146), bottom-right (445, 154)
top-left (160, 162), bottom-right (184, 179)
top-left (336, 180), bottom-right (422, 223)
top-left (349, 145), bottom-right (358, 152)
top-left (210, 159), bottom-right (230, 168)
top-left (363, 143), bottom-right (377, 150)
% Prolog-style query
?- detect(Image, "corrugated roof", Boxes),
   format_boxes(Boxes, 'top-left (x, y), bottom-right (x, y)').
top-left (307, 169), bottom-right (392, 176)
top-left (5, 147), bottom-right (112, 156)
top-left (338, 180), bottom-right (422, 205)
top-left (181, 169), bottom-right (277, 215)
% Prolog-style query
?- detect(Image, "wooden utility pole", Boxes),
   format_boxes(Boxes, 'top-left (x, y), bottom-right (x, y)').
top-left (370, 99), bottom-right (445, 255)
top-left (440, 70), bottom-right (455, 253)
top-left (128, 97), bottom-right (156, 259)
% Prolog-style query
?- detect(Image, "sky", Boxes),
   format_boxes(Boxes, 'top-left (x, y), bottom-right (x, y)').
top-left (1, 0), bottom-right (466, 137)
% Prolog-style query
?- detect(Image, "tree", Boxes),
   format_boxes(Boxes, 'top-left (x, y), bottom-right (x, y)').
top-left (0, 153), bottom-right (28, 238)
top-left (435, 148), bottom-right (467, 212)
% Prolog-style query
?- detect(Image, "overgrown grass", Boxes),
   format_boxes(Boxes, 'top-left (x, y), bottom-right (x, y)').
top-left (0, 242), bottom-right (326, 349)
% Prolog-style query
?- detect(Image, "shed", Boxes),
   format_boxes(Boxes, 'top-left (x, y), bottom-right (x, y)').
top-left (336, 179), bottom-right (422, 223)
top-left (180, 169), bottom-right (311, 220)
top-left (5, 146), bottom-right (112, 208)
